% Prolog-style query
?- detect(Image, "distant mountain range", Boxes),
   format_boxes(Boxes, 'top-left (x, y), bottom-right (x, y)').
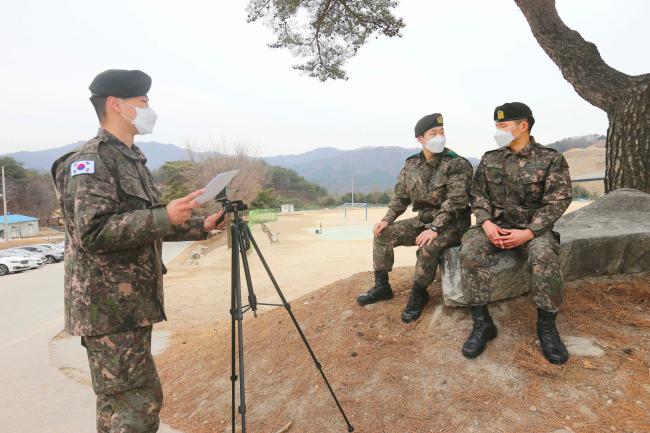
top-left (4, 141), bottom-right (192, 173)
top-left (266, 146), bottom-right (480, 194)
top-left (3, 133), bottom-right (602, 195)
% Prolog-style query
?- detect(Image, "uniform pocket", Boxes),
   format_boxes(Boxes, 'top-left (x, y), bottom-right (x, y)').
top-left (518, 173), bottom-right (545, 205)
top-left (485, 166), bottom-right (505, 204)
top-left (119, 176), bottom-right (150, 202)
top-left (83, 326), bottom-right (156, 395)
top-left (428, 177), bottom-right (448, 206)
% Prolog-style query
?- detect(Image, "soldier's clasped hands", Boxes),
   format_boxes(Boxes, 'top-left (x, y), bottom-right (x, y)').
top-left (482, 220), bottom-right (534, 249)
top-left (497, 229), bottom-right (535, 249)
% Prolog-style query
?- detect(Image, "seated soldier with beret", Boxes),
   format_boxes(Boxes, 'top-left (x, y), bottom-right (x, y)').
top-left (459, 102), bottom-right (572, 364)
top-left (356, 113), bottom-right (473, 323)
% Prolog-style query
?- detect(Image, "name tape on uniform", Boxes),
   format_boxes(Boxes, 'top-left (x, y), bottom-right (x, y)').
top-left (71, 160), bottom-right (95, 176)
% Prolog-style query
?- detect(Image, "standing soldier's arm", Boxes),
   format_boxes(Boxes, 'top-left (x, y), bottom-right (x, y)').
top-left (163, 215), bottom-right (208, 241)
top-left (428, 158), bottom-right (473, 231)
top-left (382, 166), bottom-right (411, 224)
top-left (470, 159), bottom-right (493, 225)
top-left (527, 154), bottom-right (573, 236)
top-left (66, 156), bottom-right (176, 253)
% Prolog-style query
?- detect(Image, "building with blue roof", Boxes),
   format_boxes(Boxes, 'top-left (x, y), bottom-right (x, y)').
top-left (0, 214), bottom-right (40, 238)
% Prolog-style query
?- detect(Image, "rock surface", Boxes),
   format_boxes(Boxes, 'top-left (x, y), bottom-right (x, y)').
top-left (441, 189), bottom-right (650, 306)
top-left (563, 336), bottom-right (605, 358)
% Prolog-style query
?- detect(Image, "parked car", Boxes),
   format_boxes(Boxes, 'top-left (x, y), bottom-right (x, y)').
top-left (2, 249), bottom-right (47, 268)
top-left (0, 254), bottom-right (31, 276)
top-left (32, 244), bottom-right (65, 255)
top-left (33, 243), bottom-right (65, 254)
top-left (12, 246), bottom-right (63, 263)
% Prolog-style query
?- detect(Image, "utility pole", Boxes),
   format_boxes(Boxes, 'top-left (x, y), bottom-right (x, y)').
top-left (1, 166), bottom-right (8, 241)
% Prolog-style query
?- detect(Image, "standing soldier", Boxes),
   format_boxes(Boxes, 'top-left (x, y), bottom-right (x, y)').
top-left (51, 69), bottom-right (226, 432)
top-left (356, 113), bottom-right (473, 323)
top-left (459, 102), bottom-right (572, 364)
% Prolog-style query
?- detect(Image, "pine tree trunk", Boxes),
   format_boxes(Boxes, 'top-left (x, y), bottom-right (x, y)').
top-left (515, 0), bottom-right (650, 193)
top-left (605, 83), bottom-right (650, 192)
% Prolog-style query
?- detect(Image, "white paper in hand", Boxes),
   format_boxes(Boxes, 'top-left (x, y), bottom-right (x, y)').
top-left (195, 169), bottom-right (239, 204)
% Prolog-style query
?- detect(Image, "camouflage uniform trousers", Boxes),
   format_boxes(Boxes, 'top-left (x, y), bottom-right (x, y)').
top-left (374, 216), bottom-right (464, 288)
top-left (459, 226), bottom-right (564, 311)
top-left (81, 325), bottom-right (163, 433)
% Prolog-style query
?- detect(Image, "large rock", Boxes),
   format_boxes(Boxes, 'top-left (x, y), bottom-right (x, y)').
top-left (441, 189), bottom-right (650, 306)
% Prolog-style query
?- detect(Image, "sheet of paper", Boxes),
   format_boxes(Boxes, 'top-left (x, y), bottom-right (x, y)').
top-left (195, 169), bottom-right (239, 204)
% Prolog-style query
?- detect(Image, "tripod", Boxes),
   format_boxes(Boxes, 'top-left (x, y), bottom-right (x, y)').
top-left (222, 198), bottom-right (354, 433)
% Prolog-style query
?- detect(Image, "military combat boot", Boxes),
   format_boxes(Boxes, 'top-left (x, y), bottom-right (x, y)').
top-left (462, 305), bottom-right (498, 358)
top-left (356, 271), bottom-right (393, 306)
top-left (537, 308), bottom-right (569, 365)
top-left (401, 283), bottom-right (430, 323)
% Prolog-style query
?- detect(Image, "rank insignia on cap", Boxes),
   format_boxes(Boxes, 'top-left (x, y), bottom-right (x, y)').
top-left (71, 160), bottom-right (95, 176)
top-left (436, 115), bottom-right (443, 124)
top-left (497, 110), bottom-right (505, 120)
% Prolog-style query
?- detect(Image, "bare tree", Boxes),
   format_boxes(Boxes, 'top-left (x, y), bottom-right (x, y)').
top-left (185, 139), bottom-right (268, 210)
top-left (248, 0), bottom-right (650, 193)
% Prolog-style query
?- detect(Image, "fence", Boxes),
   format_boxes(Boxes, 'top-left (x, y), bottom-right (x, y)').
top-left (247, 208), bottom-right (278, 228)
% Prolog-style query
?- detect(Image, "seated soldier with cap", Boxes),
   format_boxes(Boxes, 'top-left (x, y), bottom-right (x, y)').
top-left (356, 113), bottom-right (473, 323)
top-left (459, 102), bottom-right (572, 364)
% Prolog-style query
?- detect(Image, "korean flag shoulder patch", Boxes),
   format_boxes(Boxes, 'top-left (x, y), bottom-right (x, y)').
top-left (70, 160), bottom-right (95, 177)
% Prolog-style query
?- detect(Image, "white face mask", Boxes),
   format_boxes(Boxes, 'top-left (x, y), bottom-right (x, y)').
top-left (120, 99), bottom-right (158, 135)
top-left (493, 129), bottom-right (514, 148)
top-left (424, 135), bottom-right (446, 153)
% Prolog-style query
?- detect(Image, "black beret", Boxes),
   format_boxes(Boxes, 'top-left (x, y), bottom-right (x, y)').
top-left (494, 102), bottom-right (533, 122)
top-left (414, 113), bottom-right (444, 137)
top-left (89, 69), bottom-right (152, 98)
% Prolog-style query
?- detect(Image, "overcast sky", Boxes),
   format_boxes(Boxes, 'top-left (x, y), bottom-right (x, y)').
top-left (1, 0), bottom-right (648, 159)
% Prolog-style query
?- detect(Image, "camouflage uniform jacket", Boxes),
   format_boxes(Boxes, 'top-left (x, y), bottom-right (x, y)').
top-left (382, 148), bottom-right (473, 232)
top-left (52, 128), bottom-right (207, 336)
top-left (471, 137), bottom-right (572, 236)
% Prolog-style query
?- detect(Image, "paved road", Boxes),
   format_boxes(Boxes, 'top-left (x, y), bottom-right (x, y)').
top-left (0, 242), bottom-right (191, 433)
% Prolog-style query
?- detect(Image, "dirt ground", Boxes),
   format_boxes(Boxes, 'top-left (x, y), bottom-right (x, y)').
top-left (157, 207), bottom-right (422, 333)
top-left (151, 203), bottom-right (650, 433)
top-left (157, 269), bottom-right (649, 433)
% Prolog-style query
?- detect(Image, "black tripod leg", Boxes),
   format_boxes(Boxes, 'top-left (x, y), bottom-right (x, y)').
top-left (231, 224), bottom-right (248, 432)
top-left (230, 224), bottom-right (238, 433)
top-left (242, 224), bottom-right (355, 432)
top-left (237, 225), bottom-right (258, 315)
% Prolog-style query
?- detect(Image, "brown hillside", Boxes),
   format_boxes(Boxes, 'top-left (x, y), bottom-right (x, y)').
top-left (157, 268), bottom-right (650, 433)
top-left (563, 142), bottom-right (606, 196)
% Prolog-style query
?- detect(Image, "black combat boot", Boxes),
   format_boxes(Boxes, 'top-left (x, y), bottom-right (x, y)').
top-left (401, 283), bottom-right (430, 323)
top-left (462, 305), bottom-right (498, 358)
top-left (356, 271), bottom-right (393, 306)
top-left (537, 308), bottom-right (569, 365)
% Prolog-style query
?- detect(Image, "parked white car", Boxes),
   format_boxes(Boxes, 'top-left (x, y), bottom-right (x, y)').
top-left (34, 243), bottom-right (65, 253)
top-left (13, 245), bottom-right (63, 263)
top-left (0, 254), bottom-right (31, 276)
top-left (3, 249), bottom-right (48, 267)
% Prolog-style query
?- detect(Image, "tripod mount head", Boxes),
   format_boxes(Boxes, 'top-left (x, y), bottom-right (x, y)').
top-left (217, 198), bottom-right (248, 213)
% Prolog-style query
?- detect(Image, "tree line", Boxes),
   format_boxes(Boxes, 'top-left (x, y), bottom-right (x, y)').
top-left (0, 156), bottom-right (58, 220)
top-left (154, 158), bottom-right (394, 210)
